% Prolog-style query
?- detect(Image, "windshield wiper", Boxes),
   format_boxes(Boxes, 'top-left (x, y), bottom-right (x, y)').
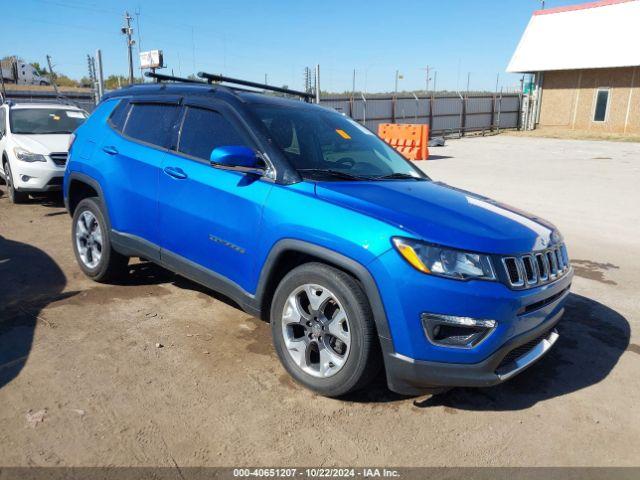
top-left (298, 169), bottom-right (369, 181)
top-left (372, 172), bottom-right (425, 181)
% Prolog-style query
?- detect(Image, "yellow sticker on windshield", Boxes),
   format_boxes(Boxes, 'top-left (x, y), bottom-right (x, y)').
top-left (336, 129), bottom-right (351, 139)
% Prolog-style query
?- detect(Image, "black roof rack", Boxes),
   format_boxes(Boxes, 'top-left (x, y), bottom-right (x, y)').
top-left (144, 72), bottom-right (206, 84)
top-left (197, 71), bottom-right (314, 101)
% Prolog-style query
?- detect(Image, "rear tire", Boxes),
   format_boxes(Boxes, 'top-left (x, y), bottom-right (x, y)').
top-left (72, 197), bottom-right (129, 283)
top-left (4, 161), bottom-right (29, 204)
top-left (271, 262), bottom-right (381, 397)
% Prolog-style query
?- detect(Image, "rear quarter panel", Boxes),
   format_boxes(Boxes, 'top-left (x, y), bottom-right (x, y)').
top-left (64, 99), bottom-right (120, 202)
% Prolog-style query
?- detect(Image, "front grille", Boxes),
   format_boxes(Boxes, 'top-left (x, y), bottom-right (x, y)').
top-left (50, 152), bottom-right (68, 166)
top-left (501, 244), bottom-right (570, 289)
top-left (46, 177), bottom-right (63, 186)
top-left (496, 329), bottom-right (553, 372)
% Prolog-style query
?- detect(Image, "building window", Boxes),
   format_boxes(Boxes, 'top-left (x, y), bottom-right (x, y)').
top-left (593, 88), bottom-right (610, 122)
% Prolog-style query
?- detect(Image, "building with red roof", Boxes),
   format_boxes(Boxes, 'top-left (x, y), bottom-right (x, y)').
top-left (508, 0), bottom-right (640, 134)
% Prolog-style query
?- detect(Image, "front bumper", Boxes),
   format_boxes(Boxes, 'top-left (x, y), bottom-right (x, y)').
top-left (11, 160), bottom-right (64, 191)
top-left (368, 248), bottom-right (572, 395)
top-left (382, 308), bottom-right (563, 395)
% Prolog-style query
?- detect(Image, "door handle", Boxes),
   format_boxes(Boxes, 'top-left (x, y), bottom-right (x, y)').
top-left (102, 145), bottom-right (119, 155)
top-left (163, 166), bottom-right (188, 180)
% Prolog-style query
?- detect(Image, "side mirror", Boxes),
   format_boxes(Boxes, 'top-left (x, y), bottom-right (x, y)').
top-left (210, 146), bottom-right (265, 176)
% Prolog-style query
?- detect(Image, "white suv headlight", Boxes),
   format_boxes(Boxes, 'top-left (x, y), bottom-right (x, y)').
top-left (14, 147), bottom-right (46, 163)
top-left (392, 237), bottom-right (496, 281)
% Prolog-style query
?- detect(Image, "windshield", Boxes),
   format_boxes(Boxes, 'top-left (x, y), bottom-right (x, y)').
top-left (251, 105), bottom-right (426, 181)
top-left (10, 108), bottom-right (87, 135)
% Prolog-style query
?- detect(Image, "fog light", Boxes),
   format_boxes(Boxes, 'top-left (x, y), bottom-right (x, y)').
top-left (421, 313), bottom-right (496, 348)
top-left (21, 175), bottom-right (31, 182)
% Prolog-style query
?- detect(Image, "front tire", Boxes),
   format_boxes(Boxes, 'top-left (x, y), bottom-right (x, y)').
top-left (4, 161), bottom-right (29, 204)
top-left (72, 197), bottom-right (129, 283)
top-left (271, 263), bottom-right (381, 397)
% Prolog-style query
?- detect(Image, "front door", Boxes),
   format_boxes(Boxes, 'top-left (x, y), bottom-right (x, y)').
top-left (158, 101), bottom-right (273, 294)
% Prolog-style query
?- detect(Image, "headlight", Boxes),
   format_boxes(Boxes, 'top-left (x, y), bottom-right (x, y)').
top-left (392, 237), bottom-right (496, 280)
top-left (14, 147), bottom-right (46, 163)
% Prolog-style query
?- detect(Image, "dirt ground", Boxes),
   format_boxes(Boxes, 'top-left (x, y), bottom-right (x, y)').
top-left (0, 135), bottom-right (638, 467)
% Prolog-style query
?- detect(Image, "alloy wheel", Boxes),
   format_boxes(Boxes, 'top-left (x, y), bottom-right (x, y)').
top-left (75, 210), bottom-right (103, 269)
top-left (281, 284), bottom-right (351, 378)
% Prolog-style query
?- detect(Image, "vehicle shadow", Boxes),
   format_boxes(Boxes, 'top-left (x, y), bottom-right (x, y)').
top-left (0, 235), bottom-right (71, 390)
top-left (118, 260), bottom-right (244, 311)
top-left (345, 293), bottom-right (630, 408)
top-left (88, 259), bottom-right (630, 410)
top-left (28, 192), bottom-right (65, 208)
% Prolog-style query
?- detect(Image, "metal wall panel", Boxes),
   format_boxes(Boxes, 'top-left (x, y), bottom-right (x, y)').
top-left (320, 94), bottom-right (521, 135)
top-left (4, 89), bottom-right (96, 112)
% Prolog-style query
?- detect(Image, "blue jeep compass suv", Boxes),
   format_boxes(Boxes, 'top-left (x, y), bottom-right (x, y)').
top-left (64, 74), bottom-right (572, 397)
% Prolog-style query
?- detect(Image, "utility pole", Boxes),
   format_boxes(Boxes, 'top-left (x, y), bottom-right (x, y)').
top-left (352, 69), bottom-right (356, 98)
top-left (96, 49), bottom-right (104, 100)
top-left (314, 64), bottom-right (321, 104)
top-left (46, 55), bottom-right (61, 98)
top-left (121, 11), bottom-right (135, 84)
top-left (394, 70), bottom-right (399, 96)
top-left (433, 71), bottom-right (437, 95)
top-left (394, 70), bottom-right (403, 96)
top-left (87, 54), bottom-right (97, 103)
top-left (466, 72), bottom-right (471, 93)
top-left (421, 66), bottom-right (431, 94)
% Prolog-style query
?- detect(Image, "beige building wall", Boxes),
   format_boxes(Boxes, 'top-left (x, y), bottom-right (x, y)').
top-left (538, 67), bottom-right (640, 134)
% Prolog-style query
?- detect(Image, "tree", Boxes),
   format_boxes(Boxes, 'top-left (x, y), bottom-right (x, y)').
top-left (31, 62), bottom-right (49, 76)
top-left (52, 74), bottom-right (79, 87)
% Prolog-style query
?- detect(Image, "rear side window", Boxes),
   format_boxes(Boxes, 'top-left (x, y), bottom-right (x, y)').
top-left (123, 103), bottom-right (179, 148)
top-left (177, 107), bottom-right (247, 160)
top-left (0, 108), bottom-right (5, 135)
top-left (108, 100), bottom-right (131, 132)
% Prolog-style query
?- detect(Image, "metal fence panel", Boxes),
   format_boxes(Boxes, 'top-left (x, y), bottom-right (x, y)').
top-left (4, 89), bottom-right (96, 112)
top-left (366, 98), bottom-right (394, 121)
top-left (320, 93), bottom-right (520, 136)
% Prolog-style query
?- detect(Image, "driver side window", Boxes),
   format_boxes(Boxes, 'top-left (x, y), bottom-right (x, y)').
top-left (177, 107), bottom-right (247, 161)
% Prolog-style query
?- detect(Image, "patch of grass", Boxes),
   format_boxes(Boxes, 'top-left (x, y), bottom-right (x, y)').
top-left (505, 128), bottom-right (640, 143)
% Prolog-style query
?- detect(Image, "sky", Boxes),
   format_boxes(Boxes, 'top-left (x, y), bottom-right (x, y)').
top-left (3, 0), bottom-right (588, 93)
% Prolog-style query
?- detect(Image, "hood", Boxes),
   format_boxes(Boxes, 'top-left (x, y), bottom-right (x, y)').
top-left (315, 180), bottom-right (559, 255)
top-left (12, 134), bottom-right (71, 155)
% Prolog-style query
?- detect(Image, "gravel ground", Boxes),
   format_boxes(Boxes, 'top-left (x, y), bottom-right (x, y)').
top-left (0, 135), bottom-right (638, 467)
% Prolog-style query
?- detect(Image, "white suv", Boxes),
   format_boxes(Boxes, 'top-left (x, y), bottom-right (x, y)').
top-left (0, 102), bottom-right (88, 203)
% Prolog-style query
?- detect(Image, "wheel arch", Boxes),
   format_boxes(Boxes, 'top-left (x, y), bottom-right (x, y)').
top-left (66, 173), bottom-right (107, 221)
top-left (1, 151), bottom-right (7, 182)
top-left (255, 239), bottom-right (391, 340)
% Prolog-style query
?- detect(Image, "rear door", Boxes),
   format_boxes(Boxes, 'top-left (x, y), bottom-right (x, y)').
top-left (158, 99), bottom-right (273, 293)
top-left (98, 96), bottom-right (181, 251)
